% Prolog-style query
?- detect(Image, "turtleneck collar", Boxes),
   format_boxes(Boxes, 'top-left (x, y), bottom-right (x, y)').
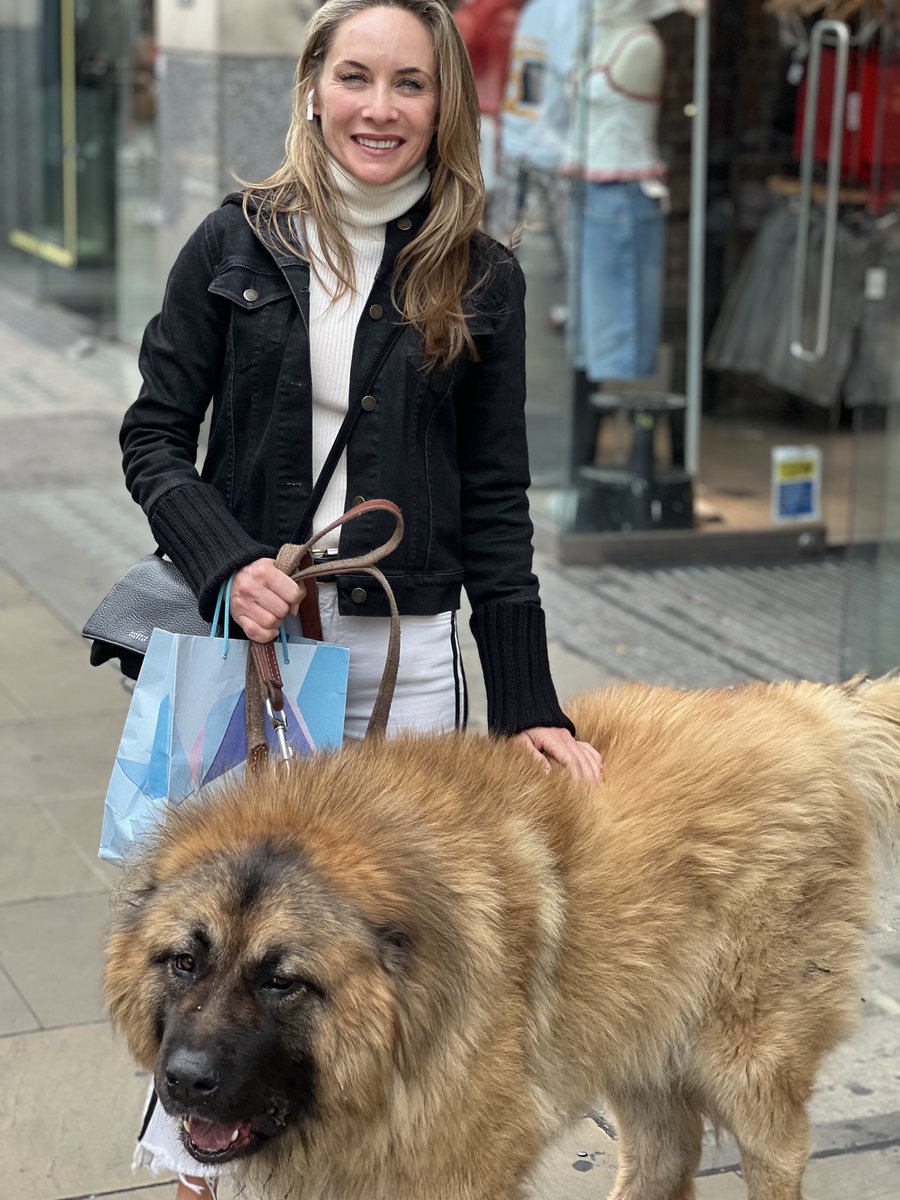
top-left (328, 156), bottom-right (430, 230)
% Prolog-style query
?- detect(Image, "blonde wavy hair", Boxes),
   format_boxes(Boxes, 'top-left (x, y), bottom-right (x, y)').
top-left (242, 0), bottom-right (485, 366)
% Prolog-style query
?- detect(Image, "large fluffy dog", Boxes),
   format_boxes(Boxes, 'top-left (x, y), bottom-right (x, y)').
top-left (105, 678), bottom-right (900, 1200)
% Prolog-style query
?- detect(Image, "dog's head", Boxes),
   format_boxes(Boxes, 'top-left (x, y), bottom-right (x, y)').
top-left (104, 748), bottom-right (488, 1168)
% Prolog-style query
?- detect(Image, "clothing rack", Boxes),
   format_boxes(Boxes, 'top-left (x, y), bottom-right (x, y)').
top-left (763, 1), bottom-right (888, 21)
top-left (767, 174), bottom-right (900, 207)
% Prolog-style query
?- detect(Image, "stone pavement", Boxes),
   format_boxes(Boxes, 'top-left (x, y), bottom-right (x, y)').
top-left (0, 295), bottom-right (898, 1199)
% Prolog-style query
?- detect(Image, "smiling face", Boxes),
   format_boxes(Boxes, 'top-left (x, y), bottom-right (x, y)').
top-left (314, 5), bottom-right (438, 186)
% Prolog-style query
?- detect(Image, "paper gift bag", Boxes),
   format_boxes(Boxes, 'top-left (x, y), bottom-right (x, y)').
top-left (100, 627), bottom-right (349, 865)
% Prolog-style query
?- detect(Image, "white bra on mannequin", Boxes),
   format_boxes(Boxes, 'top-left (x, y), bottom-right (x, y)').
top-left (567, 0), bottom-right (705, 181)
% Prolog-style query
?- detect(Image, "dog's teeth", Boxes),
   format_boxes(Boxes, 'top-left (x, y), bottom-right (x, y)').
top-left (183, 1119), bottom-right (191, 1133)
top-left (230, 1128), bottom-right (241, 1143)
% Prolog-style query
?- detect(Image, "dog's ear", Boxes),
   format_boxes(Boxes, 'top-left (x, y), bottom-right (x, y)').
top-left (374, 921), bottom-right (413, 976)
top-left (110, 859), bottom-right (158, 926)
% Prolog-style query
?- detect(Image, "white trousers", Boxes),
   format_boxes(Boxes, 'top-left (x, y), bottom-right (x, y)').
top-left (134, 592), bottom-right (466, 1183)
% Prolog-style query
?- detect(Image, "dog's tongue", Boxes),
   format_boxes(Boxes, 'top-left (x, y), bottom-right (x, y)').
top-left (188, 1117), bottom-right (250, 1152)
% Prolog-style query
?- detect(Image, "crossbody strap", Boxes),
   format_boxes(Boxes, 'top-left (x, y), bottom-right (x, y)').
top-left (287, 324), bottom-right (405, 545)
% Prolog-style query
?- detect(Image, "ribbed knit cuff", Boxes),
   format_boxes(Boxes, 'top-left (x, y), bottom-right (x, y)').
top-left (149, 482), bottom-right (276, 621)
top-left (469, 600), bottom-right (576, 737)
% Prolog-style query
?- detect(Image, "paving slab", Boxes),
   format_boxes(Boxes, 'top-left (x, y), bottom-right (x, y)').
top-left (0, 708), bottom-right (132, 802)
top-left (0, 569), bottom-right (31, 608)
top-left (803, 1144), bottom-right (900, 1198)
top-left (0, 682), bottom-right (27, 723)
top-left (526, 1117), bottom-right (618, 1197)
top-left (98, 1188), bottom-right (174, 1199)
top-left (39, 790), bottom-right (121, 890)
top-left (0, 798), bottom-right (108, 904)
top-left (0, 962), bottom-right (40, 1036)
top-left (0, 1024), bottom-right (158, 1200)
top-left (100, 1187), bottom-right (175, 1198)
top-left (0, 892), bottom-right (111, 1027)
top-left (0, 600), bottom-right (130, 721)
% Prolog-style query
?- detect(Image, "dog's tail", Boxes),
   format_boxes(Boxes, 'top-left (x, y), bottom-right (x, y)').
top-left (837, 673), bottom-right (900, 854)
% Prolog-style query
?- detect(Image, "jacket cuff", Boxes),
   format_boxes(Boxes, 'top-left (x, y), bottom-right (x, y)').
top-left (148, 482), bottom-right (276, 620)
top-left (469, 600), bottom-right (576, 737)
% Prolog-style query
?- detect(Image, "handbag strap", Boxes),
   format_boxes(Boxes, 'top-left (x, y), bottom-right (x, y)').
top-left (246, 499), bottom-right (404, 771)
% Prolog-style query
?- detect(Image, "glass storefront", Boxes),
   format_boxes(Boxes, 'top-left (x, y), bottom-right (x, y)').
top-left (2, 0), bottom-right (900, 675)
top-left (0, 0), bottom-right (154, 327)
top-left (467, 0), bottom-right (900, 579)
top-left (114, 0), bottom-right (161, 343)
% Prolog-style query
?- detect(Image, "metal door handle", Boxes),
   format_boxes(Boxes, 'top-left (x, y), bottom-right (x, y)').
top-left (790, 20), bottom-right (850, 365)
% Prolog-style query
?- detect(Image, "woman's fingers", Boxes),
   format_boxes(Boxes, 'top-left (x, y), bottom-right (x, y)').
top-left (230, 558), bottom-right (304, 634)
top-left (516, 727), bottom-right (604, 784)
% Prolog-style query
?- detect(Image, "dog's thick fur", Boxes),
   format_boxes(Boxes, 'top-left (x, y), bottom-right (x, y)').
top-left (106, 677), bottom-right (900, 1200)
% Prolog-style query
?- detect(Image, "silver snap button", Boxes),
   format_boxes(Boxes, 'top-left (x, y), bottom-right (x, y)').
top-left (369, 303), bottom-right (384, 320)
top-left (243, 288), bottom-right (259, 302)
top-left (351, 587), bottom-right (367, 604)
top-left (360, 395), bottom-right (376, 412)
top-left (397, 217), bottom-right (412, 231)
top-left (351, 494), bottom-right (366, 507)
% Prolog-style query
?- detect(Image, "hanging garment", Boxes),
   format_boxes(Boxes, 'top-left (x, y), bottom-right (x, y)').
top-left (706, 201), bottom-right (865, 410)
top-left (501, 0), bottom-right (581, 173)
top-left (844, 233), bottom-right (900, 408)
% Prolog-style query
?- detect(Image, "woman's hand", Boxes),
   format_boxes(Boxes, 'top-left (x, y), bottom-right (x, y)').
top-left (229, 558), bottom-right (306, 643)
top-left (513, 726), bottom-right (604, 784)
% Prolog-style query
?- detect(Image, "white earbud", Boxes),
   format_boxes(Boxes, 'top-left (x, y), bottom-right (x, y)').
top-left (306, 89), bottom-right (315, 122)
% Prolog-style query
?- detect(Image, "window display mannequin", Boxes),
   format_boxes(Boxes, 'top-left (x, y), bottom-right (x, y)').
top-left (566, 0), bottom-right (704, 480)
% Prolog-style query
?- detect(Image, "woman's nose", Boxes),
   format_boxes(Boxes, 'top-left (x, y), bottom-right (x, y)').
top-left (363, 84), bottom-right (396, 123)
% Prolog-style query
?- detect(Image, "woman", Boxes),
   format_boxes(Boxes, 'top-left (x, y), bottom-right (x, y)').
top-left (121, 0), bottom-right (602, 1193)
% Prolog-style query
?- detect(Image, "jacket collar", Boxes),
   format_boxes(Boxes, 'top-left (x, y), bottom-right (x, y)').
top-left (248, 190), bottom-right (431, 336)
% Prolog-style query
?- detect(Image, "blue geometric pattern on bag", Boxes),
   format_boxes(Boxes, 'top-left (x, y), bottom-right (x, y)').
top-left (200, 689), bottom-right (248, 788)
top-left (116, 694), bottom-right (175, 800)
top-left (100, 629), bottom-right (349, 865)
top-left (190, 687), bottom-right (315, 791)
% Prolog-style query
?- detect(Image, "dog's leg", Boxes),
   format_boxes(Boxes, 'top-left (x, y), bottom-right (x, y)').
top-left (605, 1088), bottom-right (703, 1200)
top-left (700, 1034), bottom-right (812, 1198)
top-left (732, 1107), bottom-right (809, 1200)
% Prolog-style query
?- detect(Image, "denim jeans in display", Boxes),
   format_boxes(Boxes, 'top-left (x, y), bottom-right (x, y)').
top-left (571, 180), bottom-right (666, 381)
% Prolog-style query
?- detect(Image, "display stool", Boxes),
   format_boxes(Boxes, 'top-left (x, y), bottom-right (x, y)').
top-left (575, 392), bottom-right (694, 533)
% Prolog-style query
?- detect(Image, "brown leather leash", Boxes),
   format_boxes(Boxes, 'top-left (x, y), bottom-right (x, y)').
top-left (245, 499), bottom-right (404, 771)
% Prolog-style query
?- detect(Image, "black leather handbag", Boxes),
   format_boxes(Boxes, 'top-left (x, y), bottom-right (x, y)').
top-left (82, 553), bottom-right (212, 680)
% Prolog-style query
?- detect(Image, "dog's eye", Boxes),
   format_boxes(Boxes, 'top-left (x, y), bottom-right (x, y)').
top-left (172, 954), bottom-right (196, 976)
top-left (262, 975), bottom-right (302, 993)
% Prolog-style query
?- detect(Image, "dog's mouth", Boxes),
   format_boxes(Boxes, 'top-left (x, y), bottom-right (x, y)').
top-left (180, 1111), bottom-right (286, 1164)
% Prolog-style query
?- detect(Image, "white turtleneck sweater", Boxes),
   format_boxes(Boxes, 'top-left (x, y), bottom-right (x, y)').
top-left (306, 159), bottom-right (430, 547)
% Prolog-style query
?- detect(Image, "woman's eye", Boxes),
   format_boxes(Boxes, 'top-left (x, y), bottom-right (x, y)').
top-left (172, 954), bottom-right (195, 976)
top-left (398, 77), bottom-right (424, 91)
top-left (339, 72), bottom-right (367, 84)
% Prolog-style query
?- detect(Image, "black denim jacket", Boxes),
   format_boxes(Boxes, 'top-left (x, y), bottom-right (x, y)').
top-left (120, 193), bottom-right (573, 736)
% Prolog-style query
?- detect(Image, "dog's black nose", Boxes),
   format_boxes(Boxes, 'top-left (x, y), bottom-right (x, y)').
top-left (164, 1047), bottom-right (220, 1102)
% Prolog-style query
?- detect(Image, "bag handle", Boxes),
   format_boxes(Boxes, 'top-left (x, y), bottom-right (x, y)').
top-left (245, 499), bottom-right (404, 771)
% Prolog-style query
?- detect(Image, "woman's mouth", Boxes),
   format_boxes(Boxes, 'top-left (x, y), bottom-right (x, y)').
top-left (352, 136), bottom-right (403, 154)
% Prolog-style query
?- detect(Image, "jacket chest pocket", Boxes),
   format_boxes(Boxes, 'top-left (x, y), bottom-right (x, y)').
top-left (405, 317), bottom-right (496, 393)
top-left (208, 267), bottom-right (293, 371)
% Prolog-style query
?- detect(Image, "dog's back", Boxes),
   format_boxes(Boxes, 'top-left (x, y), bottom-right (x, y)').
top-left (568, 676), bottom-right (900, 855)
